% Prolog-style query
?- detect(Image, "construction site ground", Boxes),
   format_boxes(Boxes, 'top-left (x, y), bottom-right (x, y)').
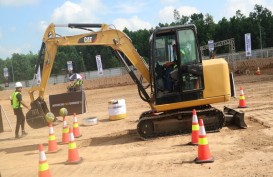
top-left (1, 67), bottom-right (273, 177)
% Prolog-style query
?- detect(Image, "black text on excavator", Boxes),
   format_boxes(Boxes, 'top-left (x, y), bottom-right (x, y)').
top-left (26, 23), bottom-right (247, 140)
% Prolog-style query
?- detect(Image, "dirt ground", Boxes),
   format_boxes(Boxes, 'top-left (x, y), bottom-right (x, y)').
top-left (1, 69), bottom-right (273, 177)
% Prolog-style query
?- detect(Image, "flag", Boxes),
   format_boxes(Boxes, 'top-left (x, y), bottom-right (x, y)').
top-left (35, 65), bottom-right (41, 85)
top-left (96, 55), bottom-right (103, 75)
top-left (245, 33), bottom-right (251, 57)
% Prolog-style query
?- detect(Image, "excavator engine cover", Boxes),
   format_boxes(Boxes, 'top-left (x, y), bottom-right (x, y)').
top-left (26, 98), bottom-right (50, 129)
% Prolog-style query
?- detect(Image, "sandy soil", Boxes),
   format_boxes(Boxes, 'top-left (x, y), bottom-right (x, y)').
top-left (1, 70), bottom-right (273, 177)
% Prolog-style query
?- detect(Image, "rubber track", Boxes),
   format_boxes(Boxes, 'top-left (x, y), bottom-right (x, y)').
top-left (137, 106), bottom-right (225, 140)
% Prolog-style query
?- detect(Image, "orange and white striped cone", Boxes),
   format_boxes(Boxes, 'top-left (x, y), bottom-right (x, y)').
top-left (188, 109), bottom-right (199, 145)
top-left (38, 144), bottom-right (52, 177)
top-left (65, 127), bottom-right (83, 164)
top-left (238, 87), bottom-right (247, 108)
top-left (72, 113), bottom-right (82, 138)
top-left (194, 119), bottom-right (214, 164)
top-left (47, 123), bottom-right (60, 153)
top-left (61, 117), bottom-right (69, 144)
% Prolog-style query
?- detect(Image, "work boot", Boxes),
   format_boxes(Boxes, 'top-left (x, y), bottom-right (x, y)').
top-left (22, 131), bottom-right (28, 137)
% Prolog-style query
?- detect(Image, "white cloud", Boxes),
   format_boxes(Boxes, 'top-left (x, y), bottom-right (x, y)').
top-left (51, 1), bottom-right (91, 23)
top-left (113, 16), bottom-right (152, 31)
top-left (117, 3), bottom-right (145, 14)
top-left (160, 0), bottom-right (178, 4)
top-left (177, 6), bottom-right (199, 16)
top-left (225, 0), bottom-right (273, 18)
top-left (38, 20), bottom-right (48, 33)
top-left (158, 6), bottom-right (175, 23)
top-left (0, 30), bottom-right (2, 39)
top-left (158, 6), bottom-right (199, 24)
top-left (0, 0), bottom-right (40, 6)
top-left (51, 0), bottom-right (106, 24)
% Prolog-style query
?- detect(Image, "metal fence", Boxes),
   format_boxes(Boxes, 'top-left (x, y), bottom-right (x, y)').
top-left (203, 47), bottom-right (273, 62)
top-left (1, 67), bottom-right (127, 90)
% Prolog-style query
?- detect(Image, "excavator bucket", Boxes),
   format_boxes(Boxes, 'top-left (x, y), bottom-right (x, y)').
top-left (26, 98), bottom-right (50, 129)
top-left (223, 106), bottom-right (247, 129)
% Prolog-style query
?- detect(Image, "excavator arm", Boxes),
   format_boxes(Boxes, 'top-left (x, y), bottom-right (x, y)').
top-left (29, 23), bottom-right (151, 103)
top-left (26, 23), bottom-right (153, 128)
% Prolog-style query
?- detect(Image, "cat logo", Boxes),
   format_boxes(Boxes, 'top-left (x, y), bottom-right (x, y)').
top-left (84, 36), bottom-right (93, 43)
top-left (79, 34), bottom-right (97, 43)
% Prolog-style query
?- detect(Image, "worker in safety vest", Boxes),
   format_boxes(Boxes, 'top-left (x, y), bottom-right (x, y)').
top-left (11, 82), bottom-right (29, 139)
top-left (67, 79), bottom-right (83, 92)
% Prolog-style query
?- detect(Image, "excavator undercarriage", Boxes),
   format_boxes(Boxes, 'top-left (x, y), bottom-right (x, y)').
top-left (137, 105), bottom-right (247, 140)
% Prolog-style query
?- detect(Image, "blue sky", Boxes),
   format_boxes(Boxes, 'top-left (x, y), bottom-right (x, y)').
top-left (0, 0), bottom-right (272, 59)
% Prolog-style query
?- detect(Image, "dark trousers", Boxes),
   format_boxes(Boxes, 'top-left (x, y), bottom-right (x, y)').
top-left (14, 109), bottom-right (26, 136)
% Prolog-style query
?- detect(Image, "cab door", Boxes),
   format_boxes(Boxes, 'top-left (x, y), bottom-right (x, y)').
top-left (152, 25), bottom-right (204, 105)
top-left (175, 28), bottom-right (204, 101)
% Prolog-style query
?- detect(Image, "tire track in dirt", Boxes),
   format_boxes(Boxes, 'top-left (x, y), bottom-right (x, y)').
top-left (64, 133), bottom-right (195, 176)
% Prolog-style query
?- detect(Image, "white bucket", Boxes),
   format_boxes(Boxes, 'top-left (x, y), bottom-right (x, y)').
top-left (108, 99), bottom-right (126, 121)
top-left (82, 117), bottom-right (98, 126)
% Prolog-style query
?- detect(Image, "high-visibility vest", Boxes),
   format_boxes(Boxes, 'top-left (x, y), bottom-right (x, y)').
top-left (74, 80), bottom-right (83, 87)
top-left (180, 48), bottom-right (190, 64)
top-left (11, 92), bottom-right (22, 109)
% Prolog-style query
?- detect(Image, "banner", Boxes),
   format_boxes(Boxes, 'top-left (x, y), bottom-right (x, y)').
top-left (35, 65), bottom-right (41, 85)
top-left (3, 67), bottom-right (8, 78)
top-left (208, 40), bottom-right (214, 51)
top-left (245, 33), bottom-right (252, 57)
top-left (3, 67), bottom-right (9, 87)
top-left (96, 55), bottom-right (103, 75)
top-left (67, 61), bottom-right (73, 74)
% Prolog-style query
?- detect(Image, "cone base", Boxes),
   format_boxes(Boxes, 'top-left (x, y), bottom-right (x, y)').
top-left (47, 147), bottom-right (61, 154)
top-left (238, 106), bottom-right (247, 108)
top-left (65, 157), bottom-right (83, 165)
top-left (74, 134), bottom-right (82, 138)
top-left (187, 142), bottom-right (198, 146)
top-left (38, 170), bottom-right (51, 177)
top-left (194, 157), bottom-right (214, 164)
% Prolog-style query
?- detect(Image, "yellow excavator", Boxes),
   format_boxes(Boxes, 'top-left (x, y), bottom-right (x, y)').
top-left (26, 23), bottom-right (246, 140)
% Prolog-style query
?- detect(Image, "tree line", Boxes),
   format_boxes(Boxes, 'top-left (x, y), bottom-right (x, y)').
top-left (0, 4), bottom-right (272, 83)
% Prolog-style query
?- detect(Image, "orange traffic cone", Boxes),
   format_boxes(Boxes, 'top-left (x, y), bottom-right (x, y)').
top-left (255, 67), bottom-right (261, 75)
top-left (65, 127), bottom-right (83, 164)
top-left (61, 117), bottom-right (69, 144)
top-left (72, 113), bottom-right (82, 138)
top-left (194, 119), bottom-right (214, 164)
top-left (238, 87), bottom-right (247, 108)
top-left (188, 109), bottom-right (199, 145)
top-left (47, 123), bottom-right (60, 153)
top-left (38, 144), bottom-right (52, 177)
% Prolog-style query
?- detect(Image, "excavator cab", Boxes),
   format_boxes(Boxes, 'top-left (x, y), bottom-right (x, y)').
top-left (151, 25), bottom-right (204, 105)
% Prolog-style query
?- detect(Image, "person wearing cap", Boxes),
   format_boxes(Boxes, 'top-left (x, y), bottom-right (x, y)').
top-left (11, 82), bottom-right (29, 139)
